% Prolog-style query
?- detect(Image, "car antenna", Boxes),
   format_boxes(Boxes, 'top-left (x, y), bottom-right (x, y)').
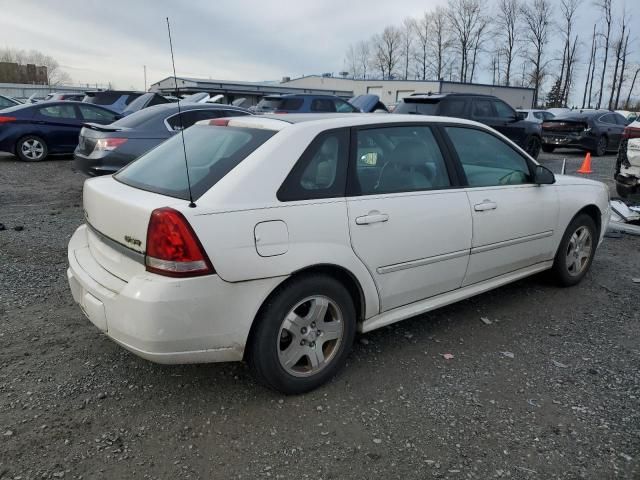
top-left (166, 17), bottom-right (196, 208)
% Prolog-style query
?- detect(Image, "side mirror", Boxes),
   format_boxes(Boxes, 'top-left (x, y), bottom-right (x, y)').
top-left (534, 164), bottom-right (555, 185)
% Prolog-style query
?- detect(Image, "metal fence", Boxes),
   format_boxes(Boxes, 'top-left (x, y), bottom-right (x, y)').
top-left (0, 82), bottom-right (110, 100)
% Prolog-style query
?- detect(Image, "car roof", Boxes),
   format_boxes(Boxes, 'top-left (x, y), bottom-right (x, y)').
top-left (406, 92), bottom-right (496, 100)
top-left (263, 94), bottom-right (343, 99)
top-left (219, 113), bottom-right (485, 131)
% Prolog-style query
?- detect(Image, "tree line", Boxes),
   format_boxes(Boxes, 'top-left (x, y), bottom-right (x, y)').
top-left (344, 0), bottom-right (637, 110)
top-left (0, 47), bottom-right (71, 86)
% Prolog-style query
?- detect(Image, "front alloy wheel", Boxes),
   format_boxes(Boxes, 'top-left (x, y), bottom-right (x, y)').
top-left (248, 275), bottom-right (356, 394)
top-left (16, 136), bottom-right (48, 162)
top-left (551, 213), bottom-right (597, 286)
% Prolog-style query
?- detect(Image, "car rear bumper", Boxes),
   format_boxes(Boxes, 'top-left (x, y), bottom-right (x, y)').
top-left (67, 224), bottom-right (284, 364)
top-left (542, 133), bottom-right (597, 150)
top-left (73, 152), bottom-right (131, 176)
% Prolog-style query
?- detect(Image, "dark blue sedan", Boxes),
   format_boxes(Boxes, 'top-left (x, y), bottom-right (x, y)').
top-left (0, 101), bottom-right (120, 161)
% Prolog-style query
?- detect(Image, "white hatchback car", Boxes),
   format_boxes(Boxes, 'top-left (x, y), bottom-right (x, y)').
top-left (67, 114), bottom-right (610, 394)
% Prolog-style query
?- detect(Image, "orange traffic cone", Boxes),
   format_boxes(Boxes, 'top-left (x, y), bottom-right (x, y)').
top-left (577, 152), bottom-right (593, 174)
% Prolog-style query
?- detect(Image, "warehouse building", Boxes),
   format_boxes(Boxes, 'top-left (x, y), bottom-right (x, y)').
top-left (280, 75), bottom-right (535, 109)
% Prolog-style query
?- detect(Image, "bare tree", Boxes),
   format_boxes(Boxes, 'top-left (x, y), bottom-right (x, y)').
top-left (625, 66), bottom-right (640, 109)
top-left (372, 26), bottom-right (402, 79)
top-left (400, 17), bottom-right (416, 80)
top-left (429, 6), bottom-right (451, 80)
top-left (614, 33), bottom-right (630, 109)
top-left (446, 0), bottom-right (486, 83)
top-left (595, 0), bottom-right (612, 109)
top-left (0, 47), bottom-right (71, 86)
top-left (413, 12), bottom-right (431, 81)
top-left (558, 0), bottom-right (581, 105)
top-left (469, 14), bottom-right (491, 82)
top-left (608, 10), bottom-right (628, 110)
top-left (357, 41), bottom-right (371, 80)
top-left (582, 24), bottom-right (597, 108)
top-left (521, 0), bottom-right (553, 107)
top-left (496, 0), bottom-right (521, 86)
top-left (344, 44), bottom-right (361, 79)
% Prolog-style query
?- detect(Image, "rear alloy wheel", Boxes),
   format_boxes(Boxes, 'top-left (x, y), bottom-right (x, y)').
top-left (593, 136), bottom-right (607, 157)
top-left (541, 144), bottom-right (556, 153)
top-left (551, 214), bottom-right (597, 286)
top-left (525, 135), bottom-right (542, 159)
top-left (248, 275), bottom-right (356, 394)
top-left (16, 135), bottom-right (48, 162)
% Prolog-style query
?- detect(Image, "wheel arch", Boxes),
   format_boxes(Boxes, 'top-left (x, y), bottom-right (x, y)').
top-left (575, 204), bottom-right (602, 238)
top-left (243, 263), bottom-right (367, 360)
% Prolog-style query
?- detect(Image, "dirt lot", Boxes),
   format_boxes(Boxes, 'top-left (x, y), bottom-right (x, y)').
top-left (1, 151), bottom-right (639, 480)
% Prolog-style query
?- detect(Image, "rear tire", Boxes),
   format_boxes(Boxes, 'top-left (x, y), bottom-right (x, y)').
top-left (592, 136), bottom-right (607, 157)
top-left (551, 214), bottom-right (597, 287)
top-left (247, 274), bottom-right (356, 395)
top-left (542, 144), bottom-right (556, 153)
top-left (16, 135), bottom-right (48, 162)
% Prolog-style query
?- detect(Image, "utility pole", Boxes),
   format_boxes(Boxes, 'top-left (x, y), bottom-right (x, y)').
top-left (144, 65), bottom-right (147, 91)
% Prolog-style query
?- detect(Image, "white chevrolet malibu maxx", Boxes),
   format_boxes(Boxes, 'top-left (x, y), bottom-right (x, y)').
top-left (67, 114), bottom-right (610, 394)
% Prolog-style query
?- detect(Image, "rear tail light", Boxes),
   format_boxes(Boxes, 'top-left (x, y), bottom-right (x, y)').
top-left (0, 116), bottom-right (16, 124)
top-left (145, 207), bottom-right (214, 277)
top-left (94, 137), bottom-right (128, 151)
top-left (208, 118), bottom-right (230, 126)
top-left (623, 126), bottom-right (640, 139)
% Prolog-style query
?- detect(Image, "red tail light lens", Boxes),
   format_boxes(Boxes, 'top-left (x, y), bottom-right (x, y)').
top-left (208, 118), bottom-right (230, 126)
top-left (94, 138), bottom-right (128, 151)
top-left (145, 208), bottom-right (214, 277)
top-left (0, 116), bottom-right (16, 123)
top-left (623, 126), bottom-right (640, 139)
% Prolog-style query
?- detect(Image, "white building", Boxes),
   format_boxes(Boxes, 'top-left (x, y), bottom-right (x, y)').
top-left (281, 75), bottom-right (535, 109)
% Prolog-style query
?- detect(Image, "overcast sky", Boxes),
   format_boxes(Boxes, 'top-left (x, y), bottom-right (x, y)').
top-left (0, 0), bottom-right (628, 103)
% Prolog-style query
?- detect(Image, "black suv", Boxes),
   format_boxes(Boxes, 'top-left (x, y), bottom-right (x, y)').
top-left (394, 93), bottom-right (542, 158)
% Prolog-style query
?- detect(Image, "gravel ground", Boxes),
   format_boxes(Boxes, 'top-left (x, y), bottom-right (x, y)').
top-left (1, 150), bottom-right (639, 480)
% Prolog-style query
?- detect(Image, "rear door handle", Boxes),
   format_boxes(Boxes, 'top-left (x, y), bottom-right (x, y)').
top-left (355, 212), bottom-right (389, 225)
top-left (474, 200), bottom-right (497, 212)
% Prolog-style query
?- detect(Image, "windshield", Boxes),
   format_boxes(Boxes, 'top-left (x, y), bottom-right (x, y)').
top-left (115, 125), bottom-right (276, 200)
top-left (255, 97), bottom-right (303, 112)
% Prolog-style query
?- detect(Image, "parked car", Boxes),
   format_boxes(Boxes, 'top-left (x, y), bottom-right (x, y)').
top-left (546, 108), bottom-right (572, 116)
top-left (518, 109), bottom-right (555, 123)
top-left (541, 109), bottom-right (628, 156)
top-left (0, 94), bottom-right (21, 110)
top-left (74, 103), bottom-right (252, 175)
top-left (119, 92), bottom-right (172, 117)
top-left (349, 94), bottom-right (389, 113)
top-left (614, 119), bottom-right (640, 198)
top-left (67, 113), bottom-right (609, 394)
top-left (615, 110), bottom-right (638, 124)
top-left (394, 93), bottom-right (543, 158)
top-left (82, 90), bottom-right (145, 113)
top-left (0, 101), bottom-right (120, 161)
top-left (253, 94), bottom-right (359, 113)
top-left (44, 92), bottom-right (85, 102)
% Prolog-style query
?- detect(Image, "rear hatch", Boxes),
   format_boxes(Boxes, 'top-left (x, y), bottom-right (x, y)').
top-left (393, 97), bottom-right (442, 115)
top-left (79, 120), bottom-right (278, 281)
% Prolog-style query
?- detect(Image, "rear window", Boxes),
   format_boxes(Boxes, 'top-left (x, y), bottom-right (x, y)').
top-left (110, 107), bottom-right (166, 128)
top-left (84, 92), bottom-right (142, 106)
top-left (394, 98), bottom-right (440, 115)
top-left (256, 97), bottom-right (303, 111)
top-left (115, 125), bottom-right (276, 200)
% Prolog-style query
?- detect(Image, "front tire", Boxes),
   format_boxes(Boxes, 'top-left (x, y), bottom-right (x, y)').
top-left (247, 275), bottom-right (356, 394)
top-left (551, 214), bottom-right (597, 287)
top-left (16, 135), bottom-right (48, 162)
top-left (542, 144), bottom-right (556, 153)
top-left (525, 135), bottom-right (542, 159)
top-left (592, 136), bottom-right (607, 157)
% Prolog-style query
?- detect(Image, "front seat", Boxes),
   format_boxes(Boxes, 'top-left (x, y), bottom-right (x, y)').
top-left (377, 140), bottom-right (432, 192)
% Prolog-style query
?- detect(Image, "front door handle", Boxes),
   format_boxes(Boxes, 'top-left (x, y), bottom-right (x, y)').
top-left (355, 211), bottom-right (389, 225)
top-left (474, 200), bottom-right (497, 212)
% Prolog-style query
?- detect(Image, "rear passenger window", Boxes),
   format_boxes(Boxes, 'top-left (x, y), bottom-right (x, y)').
top-left (472, 99), bottom-right (493, 118)
top-left (351, 126), bottom-right (451, 195)
top-left (278, 130), bottom-right (349, 201)
top-left (38, 105), bottom-right (77, 119)
top-left (311, 99), bottom-right (337, 112)
top-left (440, 99), bottom-right (466, 116)
top-left (445, 127), bottom-right (532, 187)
